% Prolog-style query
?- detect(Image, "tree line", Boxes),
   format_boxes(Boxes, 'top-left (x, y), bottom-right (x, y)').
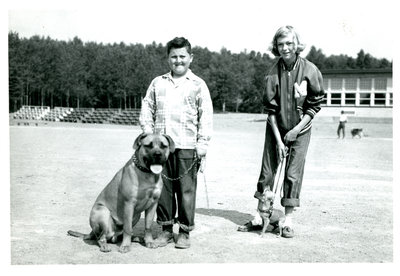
top-left (8, 32), bottom-right (392, 113)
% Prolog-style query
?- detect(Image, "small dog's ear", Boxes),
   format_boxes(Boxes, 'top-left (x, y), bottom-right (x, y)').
top-left (254, 191), bottom-right (263, 200)
top-left (133, 133), bottom-right (148, 150)
top-left (163, 134), bottom-right (175, 153)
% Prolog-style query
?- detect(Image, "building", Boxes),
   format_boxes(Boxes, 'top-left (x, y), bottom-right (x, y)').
top-left (321, 68), bottom-right (393, 108)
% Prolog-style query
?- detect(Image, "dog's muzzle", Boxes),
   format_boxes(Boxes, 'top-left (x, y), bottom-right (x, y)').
top-left (144, 150), bottom-right (168, 174)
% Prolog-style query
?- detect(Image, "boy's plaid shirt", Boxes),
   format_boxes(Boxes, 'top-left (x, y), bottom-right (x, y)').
top-left (139, 70), bottom-right (213, 151)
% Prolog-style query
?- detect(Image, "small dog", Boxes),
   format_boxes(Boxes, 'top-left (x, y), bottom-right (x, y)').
top-left (351, 128), bottom-right (363, 138)
top-left (254, 188), bottom-right (286, 237)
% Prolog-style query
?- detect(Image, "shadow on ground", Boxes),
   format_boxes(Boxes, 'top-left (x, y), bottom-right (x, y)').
top-left (196, 208), bottom-right (254, 226)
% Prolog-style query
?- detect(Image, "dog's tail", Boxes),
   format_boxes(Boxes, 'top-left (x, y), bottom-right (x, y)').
top-left (67, 230), bottom-right (95, 240)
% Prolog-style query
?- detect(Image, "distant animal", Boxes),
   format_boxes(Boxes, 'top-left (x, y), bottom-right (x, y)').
top-left (351, 128), bottom-right (363, 138)
top-left (67, 133), bottom-right (175, 253)
top-left (254, 188), bottom-right (286, 237)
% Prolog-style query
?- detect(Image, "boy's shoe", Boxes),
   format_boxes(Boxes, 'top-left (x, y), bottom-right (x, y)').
top-left (154, 231), bottom-right (174, 247)
top-left (175, 232), bottom-right (190, 249)
top-left (282, 226), bottom-right (294, 238)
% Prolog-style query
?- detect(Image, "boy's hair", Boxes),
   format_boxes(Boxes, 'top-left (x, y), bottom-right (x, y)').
top-left (270, 26), bottom-right (306, 57)
top-left (167, 37), bottom-right (192, 55)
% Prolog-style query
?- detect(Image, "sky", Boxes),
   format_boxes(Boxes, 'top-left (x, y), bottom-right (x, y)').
top-left (5, 0), bottom-right (398, 60)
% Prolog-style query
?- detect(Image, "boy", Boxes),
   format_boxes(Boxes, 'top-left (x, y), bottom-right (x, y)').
top-left (139, 37), bottom-right (213, 249)
top-left (337, 110), bottom-right (347, 139)
top-left (238, 26), bottom-right (325, 238)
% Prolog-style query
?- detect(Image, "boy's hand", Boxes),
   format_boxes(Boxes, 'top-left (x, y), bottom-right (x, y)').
top-left (196, 147), bottom-right (207, 158)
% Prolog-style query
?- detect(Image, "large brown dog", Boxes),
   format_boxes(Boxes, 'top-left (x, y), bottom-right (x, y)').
top-left (68, 133), bottom-right (175, 253)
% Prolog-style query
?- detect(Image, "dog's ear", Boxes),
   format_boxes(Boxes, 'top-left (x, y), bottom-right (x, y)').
top-left (254, 191), bottom-right (263, 200)
top-left (163, 134), bottom-right (175, 153)
top-left (133, 133), bottom-right (148, 150)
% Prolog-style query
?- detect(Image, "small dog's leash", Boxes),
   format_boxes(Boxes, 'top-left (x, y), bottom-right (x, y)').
top-left (271, 146), bottom-right (290, 207)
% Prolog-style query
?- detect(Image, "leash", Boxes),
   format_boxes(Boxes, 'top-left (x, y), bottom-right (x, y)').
top-left (161, 157), bottom-right (199, 181)
top-left (161, 152), bottom-right (211, 214)
top-left (271, 146), bottom-right (290, 208)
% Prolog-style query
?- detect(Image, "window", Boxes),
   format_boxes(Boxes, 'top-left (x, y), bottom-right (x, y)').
top-left (323, 78), bottom-right (329, 90)
top-left (374, 78), bottom-right (387, 90)
top-left (330, 92), bottom-right (341, 105)
top-left (345, 79), bottom-right (357, 90)
top-left (345, 93), bottom-right (356, 105)
top-left (359, 93), bottom-right (371, 106)
top-left (360, 78), bottom-right (372, 90)
top-left (330, 78), bottom-right (342, 90)
top-left (374, 93), bottom-right (386, 105)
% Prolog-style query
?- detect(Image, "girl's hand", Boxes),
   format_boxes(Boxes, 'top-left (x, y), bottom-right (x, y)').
top-left (277, 141), bottom-right (287, 161)
top-left (284, 128), bottom-right (300, 144)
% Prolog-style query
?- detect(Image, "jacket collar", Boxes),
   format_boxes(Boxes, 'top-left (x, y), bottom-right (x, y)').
top-left (163, 69), bottom-right (194, 80)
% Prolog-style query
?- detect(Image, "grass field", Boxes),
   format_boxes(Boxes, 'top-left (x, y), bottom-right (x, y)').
top-left (8, 113), bottom-right (393, 265)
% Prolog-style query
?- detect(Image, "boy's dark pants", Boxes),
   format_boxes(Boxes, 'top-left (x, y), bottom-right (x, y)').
top-left (156, 149), bottom-right (198, 232)
top-left (256, 123), bottom-right (311, 207)
top-left (337, 122), bottom-right (345, 137)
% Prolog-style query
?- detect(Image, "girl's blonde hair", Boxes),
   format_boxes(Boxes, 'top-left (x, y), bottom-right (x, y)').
top-left (270, 25), bottom-right (306, 57)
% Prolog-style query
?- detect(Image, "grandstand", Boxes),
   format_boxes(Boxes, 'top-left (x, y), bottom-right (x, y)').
top-left (42, 107), bottom-right (73, 122)
top-left (11, 106), bottom-right (142, 125)
top-left (13, 106), bottom-right (50, 120)
top-left (60, 108), bottom-right (94, 123)
top-left (109, 109), bottom-right (140, 125)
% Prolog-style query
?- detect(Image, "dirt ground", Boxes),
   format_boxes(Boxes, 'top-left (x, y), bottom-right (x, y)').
top-left (7, 113), bottom-right (395, 267)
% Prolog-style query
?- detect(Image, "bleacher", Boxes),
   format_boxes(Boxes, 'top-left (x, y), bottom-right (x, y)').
top-left (81, 109), bottom-right (119, 124)
top-left (11, 106), bottom-right (141, 125)
top-left (109, 109), bottom-right (140, 125)
top-left (61, 108), bottom-right (94, 123)
top-left (13, 105), bottom-right (50, 120)
top-left (42, 107), bottom-right (73, 122)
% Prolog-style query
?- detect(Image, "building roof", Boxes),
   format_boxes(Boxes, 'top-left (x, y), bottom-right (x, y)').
top-left (321, 68), bottom-right (392, 76)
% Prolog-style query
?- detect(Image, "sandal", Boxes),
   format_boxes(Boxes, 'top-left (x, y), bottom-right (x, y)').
top-left (282, 226), bottom-right (294, 238)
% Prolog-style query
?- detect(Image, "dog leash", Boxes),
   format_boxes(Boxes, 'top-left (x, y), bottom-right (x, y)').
top-left (161, 153), bottom-right (211, 214)
top-left (271, 146), bottom-right (290, 207)
top-left (161, 158), bottom-right (199, 181)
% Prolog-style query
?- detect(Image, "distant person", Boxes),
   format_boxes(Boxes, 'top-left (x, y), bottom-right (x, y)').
top-left (139, 37), bottom-right (213, 249)
top-left (238, 26), bottom-right (325, 238)
top-left (337, 110), bottom-right (347, 139)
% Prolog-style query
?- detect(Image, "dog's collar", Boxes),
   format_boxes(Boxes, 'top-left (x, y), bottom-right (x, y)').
top-left (132, 154), bottom-right (152, 173)
top-left (258, 206), bottom-right (273, 216)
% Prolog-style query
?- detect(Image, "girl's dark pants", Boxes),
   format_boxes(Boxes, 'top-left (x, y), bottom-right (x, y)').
top-left (156, 149), bottom-right (199, 232)
top-left (256, 123), bottom-right (311, 207)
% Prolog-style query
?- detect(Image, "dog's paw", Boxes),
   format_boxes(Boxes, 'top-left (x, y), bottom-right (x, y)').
top-left (118, 245), bottom-right (131, 253)
top-left (145, 241), bottom-right (158, 249)
top-left (99, 244), bottom-right (112, 253)
top-left (132, 236), bottom-right (143, 243)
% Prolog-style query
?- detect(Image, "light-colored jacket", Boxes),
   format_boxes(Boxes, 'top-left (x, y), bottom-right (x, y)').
top-left (139, 70), bottom-right (213, 151)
